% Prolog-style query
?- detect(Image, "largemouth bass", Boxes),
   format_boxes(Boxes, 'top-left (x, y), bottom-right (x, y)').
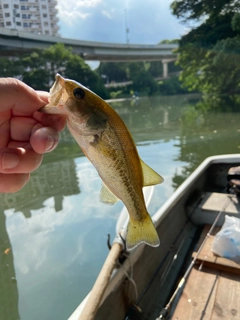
top-left (41, 74), bottom-right (164, 250)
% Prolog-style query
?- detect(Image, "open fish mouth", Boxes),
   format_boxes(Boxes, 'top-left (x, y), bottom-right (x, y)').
top-left (39, 73), bottom-right (66, 114)
top-left (48, 73), bottom-right (65, 105)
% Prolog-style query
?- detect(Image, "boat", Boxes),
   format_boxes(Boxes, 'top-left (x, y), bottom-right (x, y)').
top-left (68, 154), bottom-right (240, 320)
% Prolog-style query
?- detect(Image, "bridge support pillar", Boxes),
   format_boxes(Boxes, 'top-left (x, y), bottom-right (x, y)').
top-left (162, 60), bottom-right (168, 78)
top-left (162, 58), bottom-right (177, 79)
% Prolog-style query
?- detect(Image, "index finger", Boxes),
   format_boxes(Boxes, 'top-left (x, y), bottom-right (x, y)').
top-left (0, 78), bottom-right (46, 116)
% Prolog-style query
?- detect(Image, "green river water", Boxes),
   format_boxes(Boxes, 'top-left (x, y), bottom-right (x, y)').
top-left (1, 94), bottom-right (240, 320)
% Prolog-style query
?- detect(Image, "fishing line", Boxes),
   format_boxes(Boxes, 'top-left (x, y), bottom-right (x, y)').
top-left (120, 252), bottom-right (139, 301)
top-left (124, 224), bottom-right (192, 320)
top-left (123, 221), bottom-right (193, 320)
top-left (158, 233), bottom-right (189, 285)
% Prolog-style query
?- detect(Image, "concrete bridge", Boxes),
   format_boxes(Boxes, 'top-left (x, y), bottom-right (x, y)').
top-left (0, 27), bottom-right (178, 77)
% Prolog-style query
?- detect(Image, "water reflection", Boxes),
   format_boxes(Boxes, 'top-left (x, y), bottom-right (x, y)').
top-left (1, 93), bottom-right (240, 320)
top-left (1, 159), bottom-right (80, 217)
top-left (0, 212), bottom-right (19, 320)
top-left (0, 155), bottom-right (80, 320)
top-left (172, 106), bottom-right (240, 189)
top-left (113, 95), bottom-right (188, 143)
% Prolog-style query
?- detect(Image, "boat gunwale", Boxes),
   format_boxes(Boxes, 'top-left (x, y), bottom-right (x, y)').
top-left (153, 154), bottom-right (240, 229)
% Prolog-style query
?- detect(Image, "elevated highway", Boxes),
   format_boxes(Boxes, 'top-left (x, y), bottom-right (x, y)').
top-left (0, 27), bottom-right (178, 62)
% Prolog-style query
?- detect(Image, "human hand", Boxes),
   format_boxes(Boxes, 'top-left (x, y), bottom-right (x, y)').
top-left (0, 78), bottom-right (66, 193)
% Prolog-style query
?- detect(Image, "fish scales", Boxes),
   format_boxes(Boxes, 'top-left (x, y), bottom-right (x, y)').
top-left (82, 123), bottom-right (146, 221)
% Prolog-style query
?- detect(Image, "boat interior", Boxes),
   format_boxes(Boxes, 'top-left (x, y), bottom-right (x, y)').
top-left (171, 223), bottom-right (240, 320)
top-left (126, 195), bottom-right (240, 320)
top-left (135, 159), bottom-right (240, 320)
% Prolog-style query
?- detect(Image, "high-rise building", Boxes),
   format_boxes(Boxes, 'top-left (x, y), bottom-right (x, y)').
top-left (0, 0), bottom-right (60, 36)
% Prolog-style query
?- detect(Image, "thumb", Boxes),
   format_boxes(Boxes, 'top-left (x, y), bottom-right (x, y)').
top-left (0, 173), bottom-right (30, 193)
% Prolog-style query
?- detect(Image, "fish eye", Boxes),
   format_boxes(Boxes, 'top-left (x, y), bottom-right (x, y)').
top-left (73, 88), bottom-right (85, 99)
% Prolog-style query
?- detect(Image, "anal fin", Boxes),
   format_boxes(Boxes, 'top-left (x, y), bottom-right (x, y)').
top-left (99, 183), bottom-right (119, 205)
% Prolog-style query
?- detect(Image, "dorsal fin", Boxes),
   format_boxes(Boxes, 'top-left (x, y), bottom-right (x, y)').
top-left (141, 159), bottom-right (164, 186)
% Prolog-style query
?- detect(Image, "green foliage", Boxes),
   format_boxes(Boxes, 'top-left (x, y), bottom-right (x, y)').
top-left (132, 70), bottom-right (158, 95)
top-left (171, 0), bottom-right (240, 107)
top-left (127, 62), bottom-right (145, 80)
top-left (96, 59), bottom-right (185, 97)
top-left (109, 90), bottom-right (123, 99)
top-left (0, 57), bottom-right (22, 77)
top-left (65, 54), bottom-right (109, 99)
top-left (97, 61), bottom-right (157, 96)
top-left (159, 39), bottom-right (179, 44)
top-left (171, 0), bottom-right (239, 21)
top-left (158, 76), bottom-right (189, 95)
top-left (43, 43), bottom-right (72, 81)
top-left (97, 61), bottom-right (164, 83)
top-left (168, 61), bottom-right (181, 73)
top-left (21, 50), bottom-right (51, 90)
top-left (97, 62), bottom-right (129, 82)
top-left (0, 43), bottom-right (109, 98)
top-left (232, 13), bottom-right (240, 32)
top-left (23, 69), bottom-right (50, 91)
top-left (148, 61), bottom-right (163, 78)
top-left (179, 13), bottom-right (237, 49)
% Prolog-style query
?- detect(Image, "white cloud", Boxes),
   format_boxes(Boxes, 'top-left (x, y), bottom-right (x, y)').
top-left (57, 0), bottom-right (102, 24)
top-left (75, 0), bottom-right (103, 8)
top-left (57, 0), bottom-right (102, 11)
top-left (57, 0), bottom-right (186, 44)
top-left (102, 10), bottom-right (112, 19)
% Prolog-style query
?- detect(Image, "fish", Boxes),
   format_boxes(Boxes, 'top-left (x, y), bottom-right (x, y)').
top-left (40, 74), bottom-right (164, 250)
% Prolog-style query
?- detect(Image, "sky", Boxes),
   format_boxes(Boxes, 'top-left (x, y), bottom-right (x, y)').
top-left (56, 0), bottom-right (188, 45)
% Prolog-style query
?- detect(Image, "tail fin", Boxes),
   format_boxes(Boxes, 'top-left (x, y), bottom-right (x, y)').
top-left (126, 214), bottom-right (160, 250)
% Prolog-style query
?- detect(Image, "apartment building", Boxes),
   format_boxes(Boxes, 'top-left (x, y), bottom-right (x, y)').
top-left (0, 0), bottom-right (60, 36)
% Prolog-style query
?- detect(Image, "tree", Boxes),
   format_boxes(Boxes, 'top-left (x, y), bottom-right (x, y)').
top-left (171, 0), bottom-right (240, 106)
top-left (21, 50), bottom-right (50, 90)
top-left (159, 39), bottom-right (179, 44)
top-left (0, 57), bottom-right (22, 78)
top-left (97, 62), bottom-right (129, 83)
top-left (6, 43), bottom-right (109, 98)
top-left (65, 54), bottom-right (109, 99)
top-left (171, 0), bottom-right (240, 21)
top-left (97, 61), bottom-right (164, 82)
top-left (132, 70), bottom-right (158, 95)
top-left (158, 76), bottom-right (189, 95)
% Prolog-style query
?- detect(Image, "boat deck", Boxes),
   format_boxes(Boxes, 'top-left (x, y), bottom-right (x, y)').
top-left (172, 192), bottom-right (240, 320)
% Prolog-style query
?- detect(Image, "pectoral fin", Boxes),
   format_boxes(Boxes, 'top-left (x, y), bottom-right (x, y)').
top-left (141, 160), bottom-right (164, 186)
top-left (99, 183), bottom-right (119, 205)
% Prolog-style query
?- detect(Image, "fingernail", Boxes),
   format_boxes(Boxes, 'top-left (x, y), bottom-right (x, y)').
top-left (2, 153), bottom-right (20, 169)
top-left (45, 135), bottom-right (55, 152)
top-left (31, 123), bottom-right (43, 135)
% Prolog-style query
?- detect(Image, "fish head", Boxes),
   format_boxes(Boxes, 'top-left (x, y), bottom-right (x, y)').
top-left (40, 73), bottom-right (108, 135)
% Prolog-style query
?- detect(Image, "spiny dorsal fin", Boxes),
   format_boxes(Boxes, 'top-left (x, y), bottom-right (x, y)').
top-left (99, 183), bottom-right (119, 205)
top-left (141, 159), bottom-right (164, 187)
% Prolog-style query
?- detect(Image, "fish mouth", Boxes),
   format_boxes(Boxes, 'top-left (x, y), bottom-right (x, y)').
top-left (39, 73), bottom-right (66, 114)
top-left (49, 73), bottom-right (65, 103)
